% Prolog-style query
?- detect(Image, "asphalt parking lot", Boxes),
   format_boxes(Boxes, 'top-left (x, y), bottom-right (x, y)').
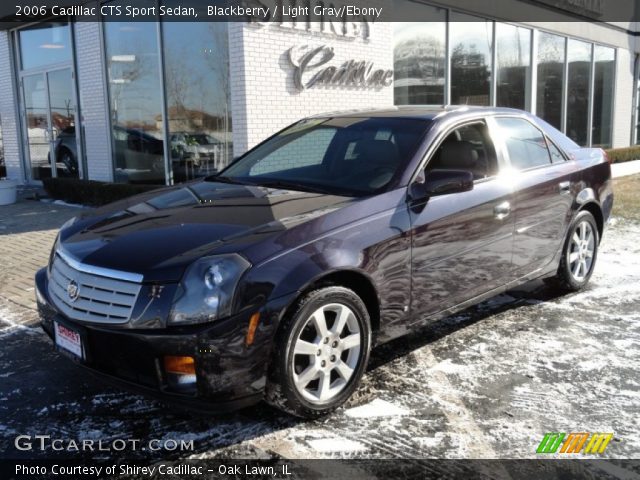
top-left (0, 182), bottom-right (639, 463)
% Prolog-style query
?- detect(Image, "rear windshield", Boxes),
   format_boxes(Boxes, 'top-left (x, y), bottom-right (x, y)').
top-left (218, 117), bottom-right (430, 196)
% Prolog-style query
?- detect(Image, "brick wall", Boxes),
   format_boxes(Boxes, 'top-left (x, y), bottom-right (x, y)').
top-left (229, 18), bottom-right (394, 157)
top-left (0, 31), bottom-right (23, 182)
top-left (74, 22), bottom-right (113, 182)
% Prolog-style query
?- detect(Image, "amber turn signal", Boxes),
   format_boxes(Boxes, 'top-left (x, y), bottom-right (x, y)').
top-left (245, 312), bottom-right (261, 346)
top-left (163, 355), bottom-right (195, 375)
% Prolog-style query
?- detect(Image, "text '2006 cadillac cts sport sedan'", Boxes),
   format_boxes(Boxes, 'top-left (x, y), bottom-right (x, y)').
top-left (36, 106), bottom-right (613, 418)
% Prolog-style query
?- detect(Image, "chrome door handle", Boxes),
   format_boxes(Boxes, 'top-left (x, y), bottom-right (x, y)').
top-left (559, 181), bottom-right (571, 194)
top-left (494, 201), bottom-right (511, 220)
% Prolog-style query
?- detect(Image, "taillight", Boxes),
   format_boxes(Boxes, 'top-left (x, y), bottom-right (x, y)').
top-left (601, 149), bottom-right (611, 164)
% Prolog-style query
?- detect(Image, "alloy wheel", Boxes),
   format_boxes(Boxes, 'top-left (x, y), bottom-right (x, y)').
top-left (291, 303), bottom-right (361, 404)
top-left (568, 220), bottom-right (595, 282)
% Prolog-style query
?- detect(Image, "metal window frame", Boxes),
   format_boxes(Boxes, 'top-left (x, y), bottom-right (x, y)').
top-left (11, 19), bottom-right (84, 184)
top-left (586, 43), bottom-right (596, 148)
top-left (156, 17), bottom-right (172, 186)
top-left (633, 54), bottom-right (640, 145)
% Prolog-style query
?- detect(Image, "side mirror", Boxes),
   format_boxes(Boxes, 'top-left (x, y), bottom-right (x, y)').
top-left (408, 169), bottom-right (474, 202)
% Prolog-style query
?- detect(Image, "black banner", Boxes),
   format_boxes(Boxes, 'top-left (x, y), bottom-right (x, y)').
top-left (2, 459), bottom-right (640, 480)
top-left (0, 0), bottom-right (638, 26)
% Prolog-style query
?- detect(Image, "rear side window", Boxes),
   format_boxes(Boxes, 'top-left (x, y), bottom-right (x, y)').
top-left (495, 117), bottom-right (552, 170)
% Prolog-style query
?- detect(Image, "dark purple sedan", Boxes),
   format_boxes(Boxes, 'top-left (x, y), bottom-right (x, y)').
top-left (36, 106), bottom-right (613, 418)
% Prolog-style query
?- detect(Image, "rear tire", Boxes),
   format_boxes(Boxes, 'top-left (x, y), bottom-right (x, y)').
top-left (548, 210), bottom-right (599, 291)
top-left (265, 286), bottom-right (371, 419)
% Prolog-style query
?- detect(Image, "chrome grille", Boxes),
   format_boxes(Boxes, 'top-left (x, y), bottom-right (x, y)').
top-left (48, 251), bottom-right (142, 324)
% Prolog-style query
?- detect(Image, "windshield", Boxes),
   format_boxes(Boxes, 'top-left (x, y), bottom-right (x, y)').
top-left (216, 117), bottom-right (430, 196)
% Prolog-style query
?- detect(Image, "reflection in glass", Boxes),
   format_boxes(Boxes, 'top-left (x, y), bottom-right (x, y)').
top-left (19, 22), bottom-right (71, 70)
top-left (104, 17), bottom-right (166, 184)
top-left (23, 74), bottom-right (50, 180)
top-left (495, 24), bottom-right (531, 110)
top-left (565, 40), bottom-right (591, 146)
top-left (592, 46), bottom-right (615, 148)
top-left (393, 4), bottom-right (447, 106)
top-left (48, 69), bottom-right (78, 178)
top-left (162, 19), bottom-right (232, 182)
top-left (536, 33), bottom-right (565, 130)
top-left (450, 15), bottom-right (492, 106)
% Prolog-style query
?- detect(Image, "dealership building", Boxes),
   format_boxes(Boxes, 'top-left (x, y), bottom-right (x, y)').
top-left (0, 0), bottom-right (638, 186)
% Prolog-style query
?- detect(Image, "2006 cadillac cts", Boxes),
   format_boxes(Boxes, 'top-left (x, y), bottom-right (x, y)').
top-left (36, 106), bottom-right (613, 418)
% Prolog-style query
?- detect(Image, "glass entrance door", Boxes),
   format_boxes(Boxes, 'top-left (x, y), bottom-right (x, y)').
top-left (22, 68), bottom-right (78, 180)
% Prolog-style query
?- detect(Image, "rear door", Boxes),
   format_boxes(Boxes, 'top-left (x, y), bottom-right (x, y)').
top-left (408, 119), bottom-right (515, 321)
top-left (490, 116), bottom-right (577, 278)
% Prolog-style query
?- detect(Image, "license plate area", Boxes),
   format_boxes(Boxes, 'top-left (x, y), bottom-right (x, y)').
top-left (54, 320), bottom-right (84, 361)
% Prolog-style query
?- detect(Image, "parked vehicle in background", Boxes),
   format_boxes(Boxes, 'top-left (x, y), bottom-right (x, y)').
top-left (48, 126), bottom-right (78, 176)
top-left (36, 106), bottom-right (613, 418)
top-left (170, 132), bottom-right (222, 179)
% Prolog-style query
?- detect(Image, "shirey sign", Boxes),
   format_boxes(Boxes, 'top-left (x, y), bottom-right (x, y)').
top-left (288, 44), bottom-right (394, 91)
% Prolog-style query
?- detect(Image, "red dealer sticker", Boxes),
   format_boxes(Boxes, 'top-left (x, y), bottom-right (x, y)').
top-left (54, 321), bottom-right (83, 360)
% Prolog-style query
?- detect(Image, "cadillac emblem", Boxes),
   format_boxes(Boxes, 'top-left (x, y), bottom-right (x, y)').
top-left (67, 280), bottom-right (80, 302)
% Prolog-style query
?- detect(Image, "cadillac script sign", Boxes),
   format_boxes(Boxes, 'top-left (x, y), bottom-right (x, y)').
top-left (288, 44), bottom-right (393, 91)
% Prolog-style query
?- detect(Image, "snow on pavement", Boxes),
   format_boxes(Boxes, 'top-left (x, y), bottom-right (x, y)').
top-left (0, 221), bottom-right (638, 461)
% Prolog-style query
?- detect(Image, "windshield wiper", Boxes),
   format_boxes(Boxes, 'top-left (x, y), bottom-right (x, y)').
top-left (253, 180), bottom-right (336, 195)
top-left (206, 175), bottom-right (247, 185)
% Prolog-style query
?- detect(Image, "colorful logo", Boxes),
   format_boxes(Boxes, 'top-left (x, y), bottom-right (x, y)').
top-left (537, 432), bottom-right (613, 454)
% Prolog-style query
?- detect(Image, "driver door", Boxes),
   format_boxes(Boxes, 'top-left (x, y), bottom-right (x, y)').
top-left (408, 120), bottom-right (515, 323)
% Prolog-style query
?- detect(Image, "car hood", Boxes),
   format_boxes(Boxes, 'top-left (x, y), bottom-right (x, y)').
top-left (59, 181), bottom-right (352, 282)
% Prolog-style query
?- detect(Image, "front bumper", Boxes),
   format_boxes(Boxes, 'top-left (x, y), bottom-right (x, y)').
top-left (35, 268), bottom-right (293, 413)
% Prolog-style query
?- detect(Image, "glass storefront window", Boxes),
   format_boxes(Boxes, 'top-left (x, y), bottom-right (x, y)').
top-left (566, 39), bottom-right (592, 146)
top-left (592, 46), bottom-right (615, 148)
top-left (536, 32), bottom-right (565, 130)
top-left (393, 3), bottom-right (447, 106)
top-left (162, 20), bottom-right (232, 182)
top-left (19, 23), bottom-right (72, 70)
top-left (495, 23), bottom-right (531, 110)
top-left (450, 14), bottom-right (493, 106)
top-left (104, 16), bottom-right (166, 184)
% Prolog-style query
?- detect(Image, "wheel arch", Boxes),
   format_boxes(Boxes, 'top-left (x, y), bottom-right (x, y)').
top-left (578, 202), bottom-right (604, 242)
top-left (284, 269), bottom-right (381, 335)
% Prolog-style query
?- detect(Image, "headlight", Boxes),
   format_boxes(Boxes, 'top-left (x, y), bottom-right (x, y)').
top-left (168, 254), bottom-right (250, 326)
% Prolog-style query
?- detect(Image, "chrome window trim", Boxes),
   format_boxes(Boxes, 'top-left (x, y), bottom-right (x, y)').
top-left (57, 244), bottom-right (143, 284)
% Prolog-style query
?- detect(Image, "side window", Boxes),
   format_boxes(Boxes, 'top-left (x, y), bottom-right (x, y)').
top-left (547, 139), bottom-right (566, 164)
top-left (495, 117), bottom-right (552, 170)
top-left (427, 122), bottom-right (498, 180)
top-left (250, 128), bottom-right (336, 175)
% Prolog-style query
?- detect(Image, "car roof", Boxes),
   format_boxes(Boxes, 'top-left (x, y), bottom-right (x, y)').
top-left (307, 105), bottom-right (527, 121)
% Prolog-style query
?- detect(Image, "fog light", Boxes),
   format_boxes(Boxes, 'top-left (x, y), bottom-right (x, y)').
top-left (163, 356), bottom-right (196, 391)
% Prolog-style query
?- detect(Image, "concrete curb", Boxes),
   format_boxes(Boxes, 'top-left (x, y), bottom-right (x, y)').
top-left (611, 159), bottom-right (640, 179)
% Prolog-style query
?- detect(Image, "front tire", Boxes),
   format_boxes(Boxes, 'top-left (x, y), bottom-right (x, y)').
top-left (550, 210), bottom-right (599, 291)
top-left (265, 286), bottom-right (371, 418)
